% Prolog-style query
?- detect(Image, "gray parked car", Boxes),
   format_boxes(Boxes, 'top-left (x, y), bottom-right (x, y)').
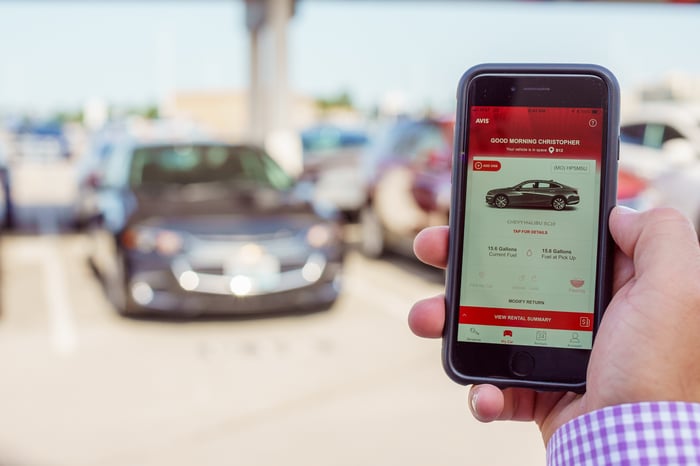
top-left (85, 140), bottom-right (345, 317)
top-left (486, 179), bottom-right (579, 211)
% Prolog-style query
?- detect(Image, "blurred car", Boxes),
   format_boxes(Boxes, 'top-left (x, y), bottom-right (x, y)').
top-left (616, 169), bottom-right (652, 212)
top-left (299, 124), bottom-right (369, 219)
top-left (85, 141), bottom-right (344, 316)
top-left (0, 140), bottom-right (14, 230)
top-left (619, 102), bottom-right (700, 179)
top-left (619, 102), bottom-right (700, 233)
top-left (359, 117), bottom-right (453, 258)
top-left (644, 167), bottom-right (700, 235)
top-left (71, 134), bottom-right (115, 229)
top-left (72, 118), bottom-right (208, 229)
top-left (485, 179), bottom-right (580, 211)
top-left (355, 115), bottom-right (664, 260)
top-left (12, 119), bottom-right (70, 160)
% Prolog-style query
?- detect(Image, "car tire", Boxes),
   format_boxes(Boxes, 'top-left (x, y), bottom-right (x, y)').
top-left (494, 194), bottom-right (509, 209)
top-left (0, 185), bottom-right (12, 230)
top-left (359, 205), bottom-right (385, 258)
top-left (70, 211), bottom-right (88, 231)
top-left (552, 196), bottom-right (567, 211)
top-left (108, 252), bottom-right (138, 317)
top-left (4, 204), bottom-right (14, 230)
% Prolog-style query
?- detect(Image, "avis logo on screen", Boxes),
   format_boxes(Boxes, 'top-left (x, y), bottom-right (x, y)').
top-left (475, 118), bottom-right (490, 124)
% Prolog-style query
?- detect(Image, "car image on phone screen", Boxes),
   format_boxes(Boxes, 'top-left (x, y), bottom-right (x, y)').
top-left (444, 64), bottom-right (620, 392)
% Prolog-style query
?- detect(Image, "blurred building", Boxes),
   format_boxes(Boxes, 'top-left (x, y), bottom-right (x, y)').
top-left (162, 89), bottom-right (366, 177)
top-left (636, 72), bottom-right (700, 102)
top-left (165, 89), bottom-right (318, 143)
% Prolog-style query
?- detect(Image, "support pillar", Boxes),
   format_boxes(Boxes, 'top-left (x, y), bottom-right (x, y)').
top-left (245, 0), bottom-right (301, 176)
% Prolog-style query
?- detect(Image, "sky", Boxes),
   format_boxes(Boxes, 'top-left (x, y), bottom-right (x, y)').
top-left (1, 1), bottom-right (700, 115)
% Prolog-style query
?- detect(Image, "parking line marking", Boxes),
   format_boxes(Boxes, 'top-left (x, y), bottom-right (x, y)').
top-left (42, 240), bottom-right (78, 354)
top-left (38, 209), bottom-right (78, 354)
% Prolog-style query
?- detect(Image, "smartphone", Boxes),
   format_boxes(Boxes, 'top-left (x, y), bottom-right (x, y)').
top-left (444, 64), bottom-right (620, 392)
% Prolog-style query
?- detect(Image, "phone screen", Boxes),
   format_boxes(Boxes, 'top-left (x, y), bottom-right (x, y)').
top-left (458, 105), bottom-right (604, 350)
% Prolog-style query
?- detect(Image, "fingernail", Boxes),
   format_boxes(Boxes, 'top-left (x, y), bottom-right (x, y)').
top-left (470, 389), bottom-right (479, 415)
top-left (614, 205), bottom-right (637, 215)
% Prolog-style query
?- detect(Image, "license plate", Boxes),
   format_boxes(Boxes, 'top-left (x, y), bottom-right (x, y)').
top-left (224, 245), bottom-right (281, 292)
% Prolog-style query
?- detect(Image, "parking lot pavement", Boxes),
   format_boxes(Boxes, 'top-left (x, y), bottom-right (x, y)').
top-left (0, 159), bottom-right (545, 466)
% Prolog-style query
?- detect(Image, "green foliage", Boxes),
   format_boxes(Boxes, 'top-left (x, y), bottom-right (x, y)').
top-left (53, 110), bottom-right (84, 124)
top-left (315, 91), bottom-right (354, 111)
top-left (139, 105), bottom-right (160, 119)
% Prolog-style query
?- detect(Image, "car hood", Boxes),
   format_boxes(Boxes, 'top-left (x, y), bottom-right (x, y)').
top-left (128, 186), bottom-right (323, 235)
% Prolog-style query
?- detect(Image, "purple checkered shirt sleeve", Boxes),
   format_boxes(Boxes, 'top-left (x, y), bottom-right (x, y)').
top-left (547, 402), bottom-right (700, 465)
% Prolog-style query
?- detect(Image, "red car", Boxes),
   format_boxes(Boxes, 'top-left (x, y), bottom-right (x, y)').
top-left (358, 117), bottom-right (650, 259)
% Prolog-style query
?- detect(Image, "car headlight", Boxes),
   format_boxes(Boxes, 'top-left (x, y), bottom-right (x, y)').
top-left (306, 224), bottom-right (336, 248)
top-left (122, 227), bottom-right (185, 256)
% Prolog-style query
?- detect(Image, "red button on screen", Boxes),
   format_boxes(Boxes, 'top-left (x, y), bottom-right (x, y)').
top-left (473, 160), bottom-right (501, 171)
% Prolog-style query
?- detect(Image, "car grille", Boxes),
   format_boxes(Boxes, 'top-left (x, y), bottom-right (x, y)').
top-left (183, 234), bottom-right (309, 271)
top-left (193, 230), bottom-right (296, 243)
top-left (191, 259), bottom-right (307, 275)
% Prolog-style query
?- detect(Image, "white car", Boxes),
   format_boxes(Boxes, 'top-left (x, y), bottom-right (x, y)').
top-left (620, 103), bottom-right (700, 176)
top-left (619, 102), bottom-right (700, 234)
top-left (300, 125), bottom-right (369, 218)
top-left (646, 166), bottom-right (700, 234)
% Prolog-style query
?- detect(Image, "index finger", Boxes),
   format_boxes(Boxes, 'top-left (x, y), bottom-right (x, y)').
top-left (413, 226), bottom-right (449, 269)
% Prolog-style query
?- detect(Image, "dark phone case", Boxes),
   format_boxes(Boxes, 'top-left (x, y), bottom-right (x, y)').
top-left (443, 63), bottom-right (620, 392)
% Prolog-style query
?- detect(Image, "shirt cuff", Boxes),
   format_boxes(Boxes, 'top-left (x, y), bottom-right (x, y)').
top-left (547, 401), bottom-right (700, 465)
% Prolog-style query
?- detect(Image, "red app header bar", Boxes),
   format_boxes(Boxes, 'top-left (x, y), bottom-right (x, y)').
top-left (468, 106), bottom-right (603, 160)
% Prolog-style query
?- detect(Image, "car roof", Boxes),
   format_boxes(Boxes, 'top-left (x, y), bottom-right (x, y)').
top-left (520, 179), bottom-right (561, 183)
top-left (128, 140), bottom-right (235, 149)
top-left (92, 117), bottom-right (215, 148)
top-left (622, 102), bottom-right (700, 131)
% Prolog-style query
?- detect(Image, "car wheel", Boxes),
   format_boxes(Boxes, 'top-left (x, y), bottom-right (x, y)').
top-left (108, 252), bottom-right (137, 316)
top-left (0, 186), bottom-right (11, 230)
top-left (359, 205), bottom-right (385, 258)
top-left (70, 209), bottom-right (88, 231)
top-left (552, 196), bottom-right (567, 211)
top-left (4, 204), bottom-right (14, 230)
top-left (494, 194), bottom-right (509, 208)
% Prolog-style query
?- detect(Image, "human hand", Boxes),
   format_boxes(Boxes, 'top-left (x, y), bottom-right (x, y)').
top-left (409, 206), bottom-right (700, 443)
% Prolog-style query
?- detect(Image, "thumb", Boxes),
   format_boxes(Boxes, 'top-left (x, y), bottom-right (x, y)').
top-left (609, 206), bottom-right (700, 275)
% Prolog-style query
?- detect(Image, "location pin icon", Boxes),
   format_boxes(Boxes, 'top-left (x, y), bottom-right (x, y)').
top-left (548, 146), bottom-right (555, 154)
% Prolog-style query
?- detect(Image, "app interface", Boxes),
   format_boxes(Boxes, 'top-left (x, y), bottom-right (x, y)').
top-left (459, 106), bottom-right (603, 350)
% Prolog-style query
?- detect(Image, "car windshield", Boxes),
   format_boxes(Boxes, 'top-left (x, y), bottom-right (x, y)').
top-left (128, 144), bottom-right (293, 191)
top-left (301, 126), bottom-right (368, 154)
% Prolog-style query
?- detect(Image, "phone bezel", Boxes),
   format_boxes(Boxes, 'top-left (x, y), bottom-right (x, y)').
top-left (444, 65), bottom-right (619, 391)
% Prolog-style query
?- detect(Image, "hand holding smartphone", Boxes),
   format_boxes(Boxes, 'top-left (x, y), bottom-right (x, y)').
top-left (444, 64), bottom-right (620, 391)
